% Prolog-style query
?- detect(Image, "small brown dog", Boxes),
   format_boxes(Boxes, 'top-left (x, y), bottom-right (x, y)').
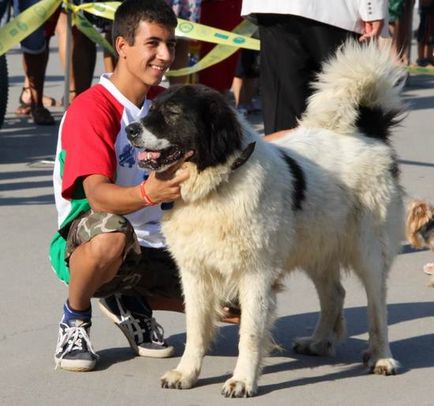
top-left (406, 199), bottom-right (434, 284)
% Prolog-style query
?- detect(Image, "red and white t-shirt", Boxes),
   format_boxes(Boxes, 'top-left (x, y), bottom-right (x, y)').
top-left (53, 74), bottom-right (166, 248)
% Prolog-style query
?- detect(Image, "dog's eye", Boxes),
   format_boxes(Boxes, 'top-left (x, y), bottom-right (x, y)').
top-left (167, 109), bottom-right (180, 116)
top-left (164, 104), bottom-right (182, 116)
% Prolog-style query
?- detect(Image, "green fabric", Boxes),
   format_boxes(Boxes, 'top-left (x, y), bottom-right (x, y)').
top-left (389, 0), bottom-right (405, 22)
top-left (49, 149), bottom-right (90, 284)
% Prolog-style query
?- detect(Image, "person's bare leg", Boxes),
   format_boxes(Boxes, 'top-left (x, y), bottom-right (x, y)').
top-left (168, 39), bottom-right (189, 85)
top-left (68, 232), bottom-right (126, 310)
top-left (231, 76), bottom-right (243, 107)
top-left (397, 0), bottom-right (415, 65)
top-left (428, 44), bottom-right (434, 64)
top-left (72, 30), bottom-right (96, 94)
top-left (239, 77), bottom-right (257, 107)
top-left (22, 49), bottom-right (48, 108)
top-left (55, 12), bottom-right (77, 101)
top-left (56, 13), bottom-right (97, 99)
top-left (417, 41), bottom-right (424, 63)
top-left (19, 71), bottom-right (56, 108)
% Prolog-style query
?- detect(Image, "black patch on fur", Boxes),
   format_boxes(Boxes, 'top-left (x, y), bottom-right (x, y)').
top-left (278, 149), bottom-right (306, 211)
top-left (389, 155), bottom-right (400, 180)
top-left (356, 106), bottom-right (403, 142)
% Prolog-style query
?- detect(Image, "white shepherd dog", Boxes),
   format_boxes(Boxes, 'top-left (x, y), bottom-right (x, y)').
top-left (127, 40), bottom-right (405, 398)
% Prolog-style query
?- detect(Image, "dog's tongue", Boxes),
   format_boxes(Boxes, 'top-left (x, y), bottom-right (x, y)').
top-left (138, 150), bottom-right (161, 161)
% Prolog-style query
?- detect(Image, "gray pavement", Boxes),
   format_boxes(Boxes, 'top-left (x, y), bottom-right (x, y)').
top-left (1, 36), bottom-right (434, 406)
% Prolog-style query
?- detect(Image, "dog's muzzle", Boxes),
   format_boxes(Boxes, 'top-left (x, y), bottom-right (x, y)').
top-left (125, 122), bottom-right (184, 171)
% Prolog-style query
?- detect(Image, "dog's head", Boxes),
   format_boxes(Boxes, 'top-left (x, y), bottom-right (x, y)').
top-left (126, 84), bottom-right (244, 173)
top-left (406, 200), bottom-right (434, 249)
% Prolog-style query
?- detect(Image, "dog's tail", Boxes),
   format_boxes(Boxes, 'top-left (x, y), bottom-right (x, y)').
top-left (299, 39), bottom-right (406, 139)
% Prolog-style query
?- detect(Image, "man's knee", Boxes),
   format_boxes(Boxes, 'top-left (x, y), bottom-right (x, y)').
top-left (88, 232), bottom-right (127, 265)
top-left (66, 211), bottom-right (137, 266)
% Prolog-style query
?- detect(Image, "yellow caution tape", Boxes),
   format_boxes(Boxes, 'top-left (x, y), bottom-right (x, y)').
top-left (74, 1), bottom-right (118, 20)
top-left (175, 18), bottom-right (259, 51)
top-left (0, 0), bottom-right (258, 63)
top-left (74, 2), bottom-right (259, 74)
top-left (166, 19), bottom-right (258, 77)
top-left (73, 11), bottom-right (116, 56)
top-left (74, 2), bottom-right (260, 51)
top-left (0, 0), bottom-right (61, 56)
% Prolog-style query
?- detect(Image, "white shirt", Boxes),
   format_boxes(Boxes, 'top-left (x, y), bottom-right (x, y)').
top-left (241, 0), bottom-right (388, 34)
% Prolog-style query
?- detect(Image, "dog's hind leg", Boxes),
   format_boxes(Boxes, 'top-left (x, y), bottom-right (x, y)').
top-left (161, 271), bottom-right (217, 390)
top-left (293, 264), bottom-right (346, 356)
top-left (353, 242), bottom-right (399, 375)
top-left (221, 272), bottom-right (277, 398)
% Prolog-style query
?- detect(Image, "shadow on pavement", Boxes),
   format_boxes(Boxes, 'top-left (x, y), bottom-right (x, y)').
top-left (0, 113), bottom-right (61, 165)
top-left (159, 301), bottom-right (434, 396)
top-left (94, 347), bottom-right (136, 371)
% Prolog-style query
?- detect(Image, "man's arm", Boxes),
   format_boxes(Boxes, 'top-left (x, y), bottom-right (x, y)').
top-left (83, 164), bottom-right (189, 214)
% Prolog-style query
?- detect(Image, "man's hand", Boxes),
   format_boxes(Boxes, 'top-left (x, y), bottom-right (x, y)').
top-left (359, 19), bottom-right (384, 42)
top-left (144, 151), bottom-right (193, 204)
top-left (83, 151), bottom-right (193, 213)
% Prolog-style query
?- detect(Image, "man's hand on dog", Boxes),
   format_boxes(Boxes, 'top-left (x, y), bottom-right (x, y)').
top-left (145, 151), bottom-right (194, 204)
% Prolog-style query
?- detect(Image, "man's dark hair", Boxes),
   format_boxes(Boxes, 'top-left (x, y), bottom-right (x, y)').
top-left (112, 0), bottom-right (178, 46)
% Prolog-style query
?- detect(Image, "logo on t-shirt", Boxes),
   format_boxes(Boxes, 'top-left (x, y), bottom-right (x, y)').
top-left (119, 144), bottom-right (136, 168)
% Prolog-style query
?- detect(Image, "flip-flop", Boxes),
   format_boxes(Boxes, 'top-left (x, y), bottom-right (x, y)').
top-left (15, 102), bottom-right (31, 116)
top-left (16, 87), bottom-right (57, 116)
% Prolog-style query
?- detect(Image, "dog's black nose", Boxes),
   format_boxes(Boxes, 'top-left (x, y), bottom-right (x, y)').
top-left (125, 122), bottom-right (142, 141)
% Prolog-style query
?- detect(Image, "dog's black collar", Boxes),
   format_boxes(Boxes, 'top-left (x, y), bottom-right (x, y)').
top-left (231, 142), bottom-right (256, 171)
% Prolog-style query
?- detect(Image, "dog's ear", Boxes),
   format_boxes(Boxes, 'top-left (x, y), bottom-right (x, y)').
top-left (195, 93), bottom-right (244, 171)
top-left (409, 201), bottom-right (429, 219)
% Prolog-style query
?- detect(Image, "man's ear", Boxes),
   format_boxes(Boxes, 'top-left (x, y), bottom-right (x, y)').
top-left (115, 36), bottom-right (128, 59)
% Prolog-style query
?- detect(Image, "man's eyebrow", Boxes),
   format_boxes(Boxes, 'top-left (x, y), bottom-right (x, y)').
top-left (145, 36), bottom-right (176, 43)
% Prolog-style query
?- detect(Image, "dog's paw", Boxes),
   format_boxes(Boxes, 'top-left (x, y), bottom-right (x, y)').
top-left (363, 351), bottom-right (399, 375)
top-left (221, 377), bottom-right (257, 398)
top-left (160, 369), bottom-right (197, 390)
top-left (293, 336), bottom-right (335, 356)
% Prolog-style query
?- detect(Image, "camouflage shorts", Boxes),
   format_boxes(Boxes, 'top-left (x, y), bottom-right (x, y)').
top-left (65, 210), bottom-right (182, 299)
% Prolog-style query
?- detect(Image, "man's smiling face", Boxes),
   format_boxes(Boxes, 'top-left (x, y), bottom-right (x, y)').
top-left (121, 20), bottom-right (176, 87)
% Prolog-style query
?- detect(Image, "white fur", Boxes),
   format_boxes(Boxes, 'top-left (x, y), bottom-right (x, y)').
top-left (160, 41), bottom-right (404, 397)
top-left (139, 126), bottom-right (171, 150)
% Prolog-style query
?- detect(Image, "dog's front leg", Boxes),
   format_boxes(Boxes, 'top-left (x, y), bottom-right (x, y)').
top-left (222, 273), bottom-right (276, 398)
top-left (161, 271), bottom-right (216, 390)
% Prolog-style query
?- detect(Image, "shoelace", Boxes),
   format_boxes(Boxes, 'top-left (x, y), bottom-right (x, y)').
top-left (54, 323), bottom-right (99, 369)
top-left (114, 295), bottom-right (166, 346)
top-left (142, 316), bottom-right (165, 345)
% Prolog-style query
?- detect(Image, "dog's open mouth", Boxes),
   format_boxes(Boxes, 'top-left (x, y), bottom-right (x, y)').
top-left (137, 145), bottom-right (183, 170)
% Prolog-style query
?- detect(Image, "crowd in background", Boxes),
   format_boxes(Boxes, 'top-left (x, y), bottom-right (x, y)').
top-left (4, 0), bottom-right (434, 127)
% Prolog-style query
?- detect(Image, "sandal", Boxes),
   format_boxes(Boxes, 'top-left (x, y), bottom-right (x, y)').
top-left (15, 102), bottom-right (31, 116)
top-left (60, 89), bottom-right (77, 107)
top-left (16, 87), bottom-right (57, 116)
top-left (31, 105), bottom-right (55, 125)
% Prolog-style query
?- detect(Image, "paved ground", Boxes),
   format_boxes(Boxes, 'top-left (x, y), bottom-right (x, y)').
top-left (1, 35), bottom-right (434, 405)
